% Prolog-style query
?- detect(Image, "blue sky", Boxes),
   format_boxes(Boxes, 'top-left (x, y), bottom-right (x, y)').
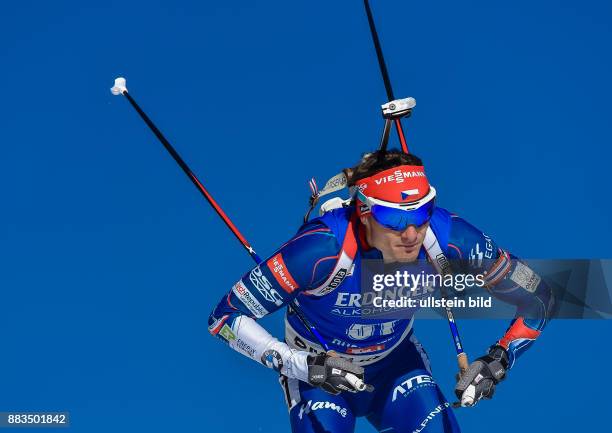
top-left (1, 1), bottom-right (611, 431)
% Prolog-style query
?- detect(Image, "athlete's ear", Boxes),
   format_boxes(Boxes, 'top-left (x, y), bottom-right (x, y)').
top-left (359, 215), bottom-right (370, 226)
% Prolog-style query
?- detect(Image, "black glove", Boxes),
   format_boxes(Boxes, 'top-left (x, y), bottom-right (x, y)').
top-left (307, 353), bottom-right (374, 395)
top-left (454, 346), bottom-right (509, 407)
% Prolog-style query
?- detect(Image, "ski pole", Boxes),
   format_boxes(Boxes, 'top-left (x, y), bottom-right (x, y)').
top-left (110, 77), bottom-right (331, 352)
top-left (445, 302), bottom-right (469, 374)
top-left (364, 0), bottom-right (409, 154)
top-left (110, 78), bottom-right (259, 263)
top-left (363, 2), bottom-right (470, 376)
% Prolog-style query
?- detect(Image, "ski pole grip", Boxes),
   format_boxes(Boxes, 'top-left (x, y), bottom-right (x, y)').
top-left (345, 373), bottom-right (366, 391)
top-left (457, 352), bottom-right (469, 374)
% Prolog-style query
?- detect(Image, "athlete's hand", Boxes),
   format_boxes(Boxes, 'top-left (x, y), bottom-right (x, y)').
top-left (454, 346), bottom-right (509, 407)
top-left (307, 352), bottom-right (374, 395)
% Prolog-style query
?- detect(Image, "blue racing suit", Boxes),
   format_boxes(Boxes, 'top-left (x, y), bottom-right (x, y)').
top-left (209, 206), bottom-right (553, 433)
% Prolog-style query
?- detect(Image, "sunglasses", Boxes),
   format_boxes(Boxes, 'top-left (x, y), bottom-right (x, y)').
top-left (357, 189), bottom-right (436, 231)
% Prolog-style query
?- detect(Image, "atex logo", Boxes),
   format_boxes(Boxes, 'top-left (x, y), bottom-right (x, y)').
top-left (392, 374), bottom-right (435, 402)
top-left (249, 267), bottom-right (284, 306)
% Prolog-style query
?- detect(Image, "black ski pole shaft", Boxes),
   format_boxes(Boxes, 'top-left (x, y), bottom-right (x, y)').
top-left (364, 0), bottom-right (395, 102)
top-left (120, 90), bottom-right (260, 262)
top-left (364, 0), bottom-right (409, 153)
top-left (111, 78), bottom-right (331, 351)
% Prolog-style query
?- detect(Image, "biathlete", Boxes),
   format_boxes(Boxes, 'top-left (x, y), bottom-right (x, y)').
top-left (209, 150), bottom-right (552, 433)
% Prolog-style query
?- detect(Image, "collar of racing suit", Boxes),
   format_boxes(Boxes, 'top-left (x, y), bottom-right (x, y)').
top-left (356, 216), bottom-right (373, 251)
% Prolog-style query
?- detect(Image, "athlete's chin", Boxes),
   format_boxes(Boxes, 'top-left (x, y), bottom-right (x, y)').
top-left (388, 248), bottom-right (419, 263)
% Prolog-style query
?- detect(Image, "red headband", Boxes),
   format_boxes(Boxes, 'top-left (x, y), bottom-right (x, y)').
top-left (355, 165), bottom-right (431, 205)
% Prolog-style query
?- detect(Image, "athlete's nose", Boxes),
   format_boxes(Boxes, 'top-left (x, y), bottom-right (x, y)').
top-left (400, 225), bottom-right (418, 243)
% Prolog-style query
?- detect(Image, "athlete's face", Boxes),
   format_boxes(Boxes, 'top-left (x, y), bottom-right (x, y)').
top-left (360, 215), bottom-right (429, 263)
